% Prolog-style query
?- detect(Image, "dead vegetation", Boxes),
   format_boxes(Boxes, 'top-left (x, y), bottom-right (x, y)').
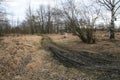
top-left (0, 31), bottom-right (120, 80)
top-left (49, 31), bottom-right (120, 59)
top-left (0, 35), bottom-right (93, 80)
top-left (0, 35), bottom-right (41, 80)
top-left (47, 31), bottom-right (120, 79)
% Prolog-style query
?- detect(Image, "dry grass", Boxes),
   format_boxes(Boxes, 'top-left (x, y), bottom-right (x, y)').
top-left (1, 32), bottom-right (120, 80)
top-left (0, 35), bottom-right (41, 80)
top-left (0, 35), bottom-right (93, 80)
top-left (47, 31), bottom-right (120, 80)
top-left (49, 31), bottom-right (120, 59)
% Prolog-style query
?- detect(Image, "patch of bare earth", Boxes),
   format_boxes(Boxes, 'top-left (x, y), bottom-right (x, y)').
top-left (48, 32), bottom-right (120, 80)
top-left (49, 31), bottom-right (120, 59)
top-left (0, 35), bottom-right (92, 80)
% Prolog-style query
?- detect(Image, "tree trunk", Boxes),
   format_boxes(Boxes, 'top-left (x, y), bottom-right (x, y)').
top-left (109, 22), bottom-right (115, 39)
top-left (110, 10), bottom-right (115, 39)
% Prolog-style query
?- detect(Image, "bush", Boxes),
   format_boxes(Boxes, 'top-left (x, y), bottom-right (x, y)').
top-left (75, 27), bottom-right (96, 44)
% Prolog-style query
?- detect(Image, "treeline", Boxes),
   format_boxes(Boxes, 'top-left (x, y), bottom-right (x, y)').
top-left (1, 0), bottom-right (120, 44)
top-left (9, 2), bottom-right (98, 35)
top-left (17, 5), bottom-right (67, 34)
top-left (0, 0), bottom-right (100, 36)
top-left (0, 5), bottom-right (70, 35)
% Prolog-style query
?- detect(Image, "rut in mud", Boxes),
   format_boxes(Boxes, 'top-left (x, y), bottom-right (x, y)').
top-left (0, 35), bottom-right (120, 80)
top-left (41, 36), bottom-right (120, 78)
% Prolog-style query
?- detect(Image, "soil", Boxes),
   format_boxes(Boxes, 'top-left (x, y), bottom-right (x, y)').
top-left (49, 31), bottom-right (120, 59)
top-left (42, 35), bottom-right (120, 80)
top-left (1, 31), bottom-right (120, 80)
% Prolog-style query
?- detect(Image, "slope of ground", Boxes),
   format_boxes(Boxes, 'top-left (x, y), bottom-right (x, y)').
top-left (0, 35), bottom-right (92, 80)
top-left (42, 35), bottom-right (120, 80)
top-left (49, 31), bottom-right (120, 59)
top-left (48, 31), bottom-right (120, 80)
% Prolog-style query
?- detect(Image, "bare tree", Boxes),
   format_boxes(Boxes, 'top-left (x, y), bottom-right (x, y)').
top-left (36, 5), bottom-right (46, 33)
top-left (0, 0), bottom-right (4, 36)
top-left (25, 4), bottom-right (35, 34)
top-left (37, 5), bottom-right (54, 34)
top-left (0, 0), bottom-right (10, 36)
top-left (62, 0), bottom-right (100, 44)
top-left (46, 6), bottom-right (52, 33)
top-left (97, 0), bottom-right (120, 39)
top-left (51, 8), bottom-right (63, 33)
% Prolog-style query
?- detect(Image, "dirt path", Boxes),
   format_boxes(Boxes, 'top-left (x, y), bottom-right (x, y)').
top-left (0, 35), bottom-right (92, 80)
top-left (41, 36), bottom-right (120, 80)
top-left (0, 35), bottom-right (120, 80)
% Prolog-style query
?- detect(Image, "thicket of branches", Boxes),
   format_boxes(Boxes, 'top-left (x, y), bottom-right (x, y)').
top-left (1, 0), bottom-right (120, 43)
top-left (12, 0), bottom-right (100, 43)
top-left (0, 0), bottom-right (10, 36)
top-left (62, 0), bottom-right (101, 43)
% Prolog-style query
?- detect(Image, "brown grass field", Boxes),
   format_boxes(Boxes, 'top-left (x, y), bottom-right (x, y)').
top-left (0, 31), bottom-right (120, 80)
top-left (0, 35), bottom-right (93, 80)
top-left (49, 31), bottom-right (120, 59)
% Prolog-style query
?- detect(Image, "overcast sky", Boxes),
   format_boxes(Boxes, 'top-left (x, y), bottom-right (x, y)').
top-left (4, 0), bottom-right (120, 27)
top-left (5, 0), bottom-right (55, 24)
top-left (5, 0), bottom-right (92, 22)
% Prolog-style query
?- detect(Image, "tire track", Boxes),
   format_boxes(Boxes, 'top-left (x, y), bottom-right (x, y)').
top-left (41, 36), bottom-right (120, 75)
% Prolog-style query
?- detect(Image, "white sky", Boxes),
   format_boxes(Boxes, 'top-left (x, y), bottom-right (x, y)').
top-left (4, 0), bottom-right (120, 27)
top-left (5, 0), bottom-right (55, 25)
